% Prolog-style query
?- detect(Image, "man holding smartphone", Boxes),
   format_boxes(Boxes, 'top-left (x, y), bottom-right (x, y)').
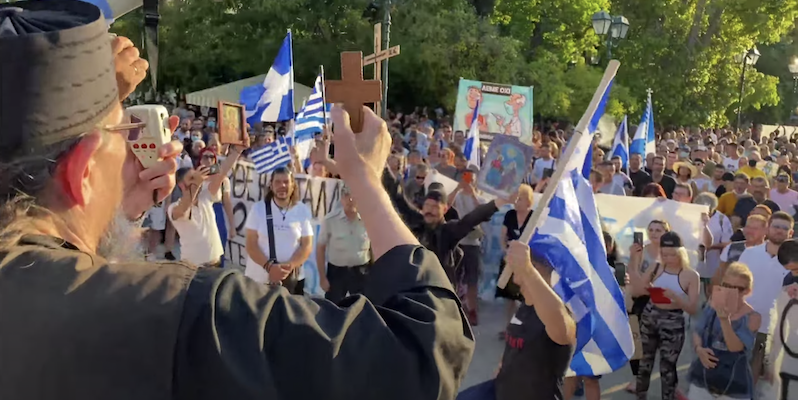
top-left (169, 144), bottom-right (245, 267)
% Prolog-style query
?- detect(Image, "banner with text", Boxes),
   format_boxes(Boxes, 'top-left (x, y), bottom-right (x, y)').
top-left (225, 158), bottom-right (344, 296)
top-left (454, 79), bottom-right (534, 145)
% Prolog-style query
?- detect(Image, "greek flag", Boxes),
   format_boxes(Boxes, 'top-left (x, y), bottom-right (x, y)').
top-left (610, 115), bottom-right (629, 171)
top-left (630, 91), bottom-right (655, 157)
top-left (529, 70), bottom-right (634, 376)
top-left (251, 137), bottom-right (292, 174)
top-left (290, 74), bottom-right (331, 170)
top-left (463, 100), bottom-right (481, 169)
top-left (240, 31), bottom-right (295, 125)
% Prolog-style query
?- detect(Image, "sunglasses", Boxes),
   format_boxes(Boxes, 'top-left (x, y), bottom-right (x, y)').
top-left (720, 282), bottom-right (747, 292)
top-left (416, 176), bottom-right (426, 180)
top-left (105, 114), bottom-right (147, 142)
top-left (771, 223), bottom-right (792, 231)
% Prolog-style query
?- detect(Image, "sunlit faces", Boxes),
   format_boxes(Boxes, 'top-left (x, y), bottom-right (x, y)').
top-left (660, 246), bottom-right (682, 267)
top-left (768, 218), bottom-right (794, 245)
top-left (647, 221), bottom-right (669, 244)
top-left (271, 171), bottom-right (293, 200)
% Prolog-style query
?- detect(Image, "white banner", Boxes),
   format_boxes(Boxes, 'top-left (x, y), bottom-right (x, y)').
top-left (224, 159), bottom-right (344, 295)
top-left (596, 194), bottom-right (709, 266)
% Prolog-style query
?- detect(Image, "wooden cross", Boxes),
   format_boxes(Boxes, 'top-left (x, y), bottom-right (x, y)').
top-left (326, 52), bottom-right (383, 133)
top-left (363, 23), bottom-right (400, 116)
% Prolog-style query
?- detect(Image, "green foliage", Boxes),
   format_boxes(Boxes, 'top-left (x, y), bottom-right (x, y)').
top-left (110, 0), bottom-right (798, 125)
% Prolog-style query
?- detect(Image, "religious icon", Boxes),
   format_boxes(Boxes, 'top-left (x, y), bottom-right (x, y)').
top-left (476, 135), bottom-right (535, 198)
top-left (218, 101), bottom-right (246, 145)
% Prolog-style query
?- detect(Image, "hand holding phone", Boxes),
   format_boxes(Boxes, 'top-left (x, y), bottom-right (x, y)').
top-left (463, 171), bottom-right (473, 184)
top-left (633, 232), bottom-right (644, 246)
top-left (711, 286), bottom-right (740, 316)
top-left (543, 167), bottom-right (554, 180)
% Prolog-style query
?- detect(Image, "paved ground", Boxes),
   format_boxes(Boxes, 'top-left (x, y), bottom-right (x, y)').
top-left (461, 300), bottom-right (697, 399)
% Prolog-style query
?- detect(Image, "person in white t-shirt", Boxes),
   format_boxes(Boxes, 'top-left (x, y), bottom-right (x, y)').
top-left (694, 193), bottom-right (733, 290)
top-left (736, 211), bottom-right (795, 383)
top-left (244, 167), bottom-right (314, 294)
top-left (530, 143), bottom-right (556, 185)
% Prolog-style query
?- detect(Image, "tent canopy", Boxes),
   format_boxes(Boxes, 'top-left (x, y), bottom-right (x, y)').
top-left (185, 75), bottom-right (312, 112)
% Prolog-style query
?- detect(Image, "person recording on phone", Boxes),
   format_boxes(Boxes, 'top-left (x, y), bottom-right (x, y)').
top-left (628, 231), bottom-right (700, 400)
top-left (687, 262), bottom-right (760, 400)
top-left (529, 143), bottom-right (556, 186)
top-left (169, 142), bottom-right (244, 268)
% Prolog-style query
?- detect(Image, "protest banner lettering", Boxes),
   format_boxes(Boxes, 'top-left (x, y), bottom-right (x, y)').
top-left (225, 158), bottom-right (344, 295)
top-left (454, 79), bottom-right (534, 145)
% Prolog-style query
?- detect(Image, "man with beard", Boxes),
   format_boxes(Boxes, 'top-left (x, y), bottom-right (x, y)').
top-left (737, 212), bottom-right (795, 383)
top-left (383, 168), bottom-right (505, 283)
top-left (733, 176), bottom-right (781, 226)
top-left (0, 3), bottom-right (474, 399)
top-left (650, 155), bottom-right (677, 198)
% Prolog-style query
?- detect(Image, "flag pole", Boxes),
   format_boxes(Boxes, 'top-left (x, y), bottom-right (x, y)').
top-left (320, 65), bottom-right (328, 132)
top-left (497, 60), bottom-right (620, 289)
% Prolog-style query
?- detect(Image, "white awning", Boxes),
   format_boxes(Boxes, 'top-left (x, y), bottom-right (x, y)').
top-left (185, 75), bottom-right (312, 111)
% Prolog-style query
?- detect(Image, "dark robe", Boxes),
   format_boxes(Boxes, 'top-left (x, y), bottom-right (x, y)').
top-left (0, 235), bottom-right (474, 400)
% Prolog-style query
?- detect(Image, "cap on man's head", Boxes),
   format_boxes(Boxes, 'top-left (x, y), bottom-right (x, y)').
top-left (0, 1), bottom-right (118, 162)
top-left (425, 190), bottom-right (448, 205)
top-left (660, 231), bottom-right (683, 248)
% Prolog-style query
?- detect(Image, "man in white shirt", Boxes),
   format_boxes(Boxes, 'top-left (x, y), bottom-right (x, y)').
top-left (737, 211), bottom-right (795, 383)
top-left (595, 161), bottom-right (626, 196)
top-left (694, 193), bottom-right (733, 290)
top-left (530, 143), bottom-right (556, 186)
top-left (244, 167), bottom-right (314, 294)
top-left (770, 174), bottom-right (798, 216)
top-left (723, 142), bottom-right (741, 172)
top-left (168, 144), bottom-right (242, 267)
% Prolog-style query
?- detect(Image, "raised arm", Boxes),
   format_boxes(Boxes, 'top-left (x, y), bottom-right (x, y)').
top-left (382, 167), bottom-right (424, 230)
top-left (207, 146), bottom-right (244, 197)
top-left (446, 200), bottom-right (499, 245)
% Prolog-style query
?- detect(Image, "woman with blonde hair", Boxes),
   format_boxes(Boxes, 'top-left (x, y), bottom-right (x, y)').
top-left (629, 231), bottom-right (701, 400)
top-left (495, 184), bottom-right (534, 339)
top-left (687, 263), bottom-right (760, 400)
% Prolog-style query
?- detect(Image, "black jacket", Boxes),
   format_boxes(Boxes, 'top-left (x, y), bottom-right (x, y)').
top-left (383, 169), bottom-right (498, 282)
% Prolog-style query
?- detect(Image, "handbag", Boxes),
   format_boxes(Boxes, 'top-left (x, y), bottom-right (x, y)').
top-left (264, 200), bottom-right (299, 292)
top-left (688, 310), bottom-right (752, 396)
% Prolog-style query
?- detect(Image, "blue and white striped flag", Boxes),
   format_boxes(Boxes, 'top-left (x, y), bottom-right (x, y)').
top-left (240, 31), bottom-right (295, 125)
top-left (291, 73), bottom-right (331, 170)
top-left (611, 115), bottom-right (629, 171)
top-left (251, 137), bottom-right (292, 174)
top-left (630, 91), bottom-right (655, 157)
top-left (463, 100), bottom-right (481, 169)
top-left (529, 66), bottom-right (634, 377)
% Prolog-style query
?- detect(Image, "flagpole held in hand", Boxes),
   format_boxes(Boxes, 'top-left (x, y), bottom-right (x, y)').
top-left (496, 60), bottom-right (620, 289)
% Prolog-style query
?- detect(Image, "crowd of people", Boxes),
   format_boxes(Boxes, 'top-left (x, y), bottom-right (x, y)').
top-left (3, 2), bottom-right (798, 400)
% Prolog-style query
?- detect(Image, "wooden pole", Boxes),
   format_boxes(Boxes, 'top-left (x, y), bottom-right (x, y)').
top-left (496, 60), bottom-right (620, 289)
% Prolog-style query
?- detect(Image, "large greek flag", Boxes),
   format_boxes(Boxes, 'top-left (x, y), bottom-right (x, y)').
top-left (529, 66), bottom-right (634, 376)
top-left (251, 137), bottom-right (292, 174)
top-left (611, 115), bottom-right (629, 171)
top-left (630, 92), bottom-right (655, 157)
top-left (240, 31), bottom-right (295, 125)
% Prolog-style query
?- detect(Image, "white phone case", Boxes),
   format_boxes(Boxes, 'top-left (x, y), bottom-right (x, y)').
top-left (125, 105), bottom-right (171, 169)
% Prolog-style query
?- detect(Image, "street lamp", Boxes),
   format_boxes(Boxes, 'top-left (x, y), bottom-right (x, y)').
top-left (592, 11), bottom-right (629, 59)
top-left (789, 58), bottom-right (798, 93)
top-left (734, 47), bottom-right (760, 134)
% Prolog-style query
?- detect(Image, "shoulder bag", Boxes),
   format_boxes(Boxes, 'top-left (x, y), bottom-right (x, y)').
top-left (265, 200), bottom-right (299, 292)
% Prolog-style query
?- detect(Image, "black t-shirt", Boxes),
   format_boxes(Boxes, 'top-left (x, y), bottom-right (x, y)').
top-left (653, 174), bottom-right (677, 198)
top-left (733, 196), bottom-right (781, 225)
top-left (629, 169), bottom-right (653, 196)
top-left (729, 230), bottom-right (746, 243)
top-left (503, 209), bottom-right (533, 243)
top-left (495, 305), bottom-right (574, 400)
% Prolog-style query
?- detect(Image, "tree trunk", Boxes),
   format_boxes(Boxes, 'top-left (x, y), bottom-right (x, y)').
top-left (700, 2), bottom-right (724, 48)
top-left (686, 0), bottom-right (708, 54)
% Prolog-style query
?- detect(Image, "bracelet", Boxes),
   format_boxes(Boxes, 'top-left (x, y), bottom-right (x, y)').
top-left (263, 262), bottom-right (271, 272)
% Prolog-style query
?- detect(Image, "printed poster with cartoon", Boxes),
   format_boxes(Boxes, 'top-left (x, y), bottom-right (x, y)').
top-left (453, 79), bottom-right (534, 145)
top-left (477, 135), bottom-right (536, 199)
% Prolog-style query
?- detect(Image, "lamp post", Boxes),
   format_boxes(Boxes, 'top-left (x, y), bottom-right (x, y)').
top-left (734, 47), bottom-right (760, 134)
top-left (789, 58), bottom-right (798, 93)
top-left (592, 11), bottom-right (629, 60)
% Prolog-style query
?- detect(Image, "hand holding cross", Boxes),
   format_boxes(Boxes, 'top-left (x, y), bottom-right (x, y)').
top-left (325, 52), bottom-right (382, 133)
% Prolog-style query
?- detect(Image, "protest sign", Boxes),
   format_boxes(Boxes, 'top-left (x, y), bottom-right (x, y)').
top-left (453, 79), bottom-right (534, 145)
top-left (595, 194), bottom-right (709, 266)
top-left (224, 158), bottom-right (344, 295)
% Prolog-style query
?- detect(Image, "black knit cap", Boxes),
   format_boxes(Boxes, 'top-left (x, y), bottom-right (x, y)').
top-left (0, 0), bottom-right (118, 162)
top-left (660, 231), bottom-right (683, 248)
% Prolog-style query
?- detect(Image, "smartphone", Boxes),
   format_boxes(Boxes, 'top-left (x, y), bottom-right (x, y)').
top-left (646, 287), bottom-right (672, 304)
top-left (543, 167), bottom-right (554, 179)
top-left (633, 232), bottom-right (644, 246)
top-left (207, 163), bottom-right (221, 176)
top-left (463, 171), bottom-right (473, 184)
top-left (614, 263), bottom-right (627, 287)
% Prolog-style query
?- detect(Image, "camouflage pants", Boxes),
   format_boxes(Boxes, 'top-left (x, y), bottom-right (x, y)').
top-left (636, 302), bottom-right (686, 400)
